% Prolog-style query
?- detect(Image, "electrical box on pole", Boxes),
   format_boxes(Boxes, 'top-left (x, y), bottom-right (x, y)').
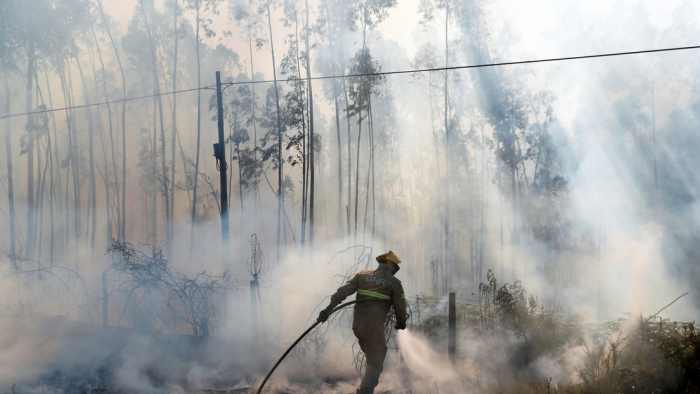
top-left (214, 71), bottom-right (230, 272)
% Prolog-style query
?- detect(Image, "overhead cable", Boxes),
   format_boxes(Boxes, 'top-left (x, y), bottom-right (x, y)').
top-left (0, 86), bottom-right (210, 120)
top-left (2, 44), bottom-right (699, 120)
top-left (223, 44), bottom-right (700, 86)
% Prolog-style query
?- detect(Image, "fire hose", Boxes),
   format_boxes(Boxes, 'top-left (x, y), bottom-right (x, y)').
top-left (255, 300), bottom-right (361, 394)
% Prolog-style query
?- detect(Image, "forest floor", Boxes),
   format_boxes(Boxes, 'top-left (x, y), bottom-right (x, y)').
top-left (3, 275), bottom-right (699, 394)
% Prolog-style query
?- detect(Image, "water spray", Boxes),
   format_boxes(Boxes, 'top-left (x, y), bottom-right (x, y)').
top-left (255, 300), bottom-right (362, 394)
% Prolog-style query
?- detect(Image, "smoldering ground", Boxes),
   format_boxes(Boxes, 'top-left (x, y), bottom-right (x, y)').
top-left (0, 231), bottom-right (696, 394)
top-left (0, 314), bottom-right (253, 393)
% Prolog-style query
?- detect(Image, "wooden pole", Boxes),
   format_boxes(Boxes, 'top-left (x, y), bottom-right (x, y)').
top-left (102, 272), bottom-right (109, 327)
top-left (250, 279), bottom-right (258, 345)
top-left (448, 291), bottom-right (456, 364)
top-left (215, 71), bottom-right (230, 272)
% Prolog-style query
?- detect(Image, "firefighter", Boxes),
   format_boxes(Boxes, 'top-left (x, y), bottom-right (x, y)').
top-left (317, 250), bottom-right (407, 394)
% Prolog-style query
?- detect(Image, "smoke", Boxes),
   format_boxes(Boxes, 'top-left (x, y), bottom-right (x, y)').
top-left (0, 312), bottom-right (255, 393)
top-left (397, 330), bottom-right (459, 382)
top-left (2, 0), bottom-right (700, 392)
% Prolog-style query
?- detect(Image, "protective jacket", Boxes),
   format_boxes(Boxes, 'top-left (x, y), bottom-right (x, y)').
top-left (328, 263), bottom-right (407, 331)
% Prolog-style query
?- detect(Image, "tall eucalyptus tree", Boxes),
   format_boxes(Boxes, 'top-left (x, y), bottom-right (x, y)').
top-left (0, 0), bottom-right (21, 266)
top-left (231, 1), bottom-right (263, 226)
top-left (184, 0), bottom-right (222, 256)
top-left (254, 0), bottom-right (285, 262)
top-left (346, 0), bottom-right (396, 244)
top-left (419, 0), bottom-right (458, 291)
top-left (97, 0), bottom-right (127, 242)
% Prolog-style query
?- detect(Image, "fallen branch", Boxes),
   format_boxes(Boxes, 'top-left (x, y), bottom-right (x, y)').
top-left (647, 292), bottom-right (689, 322)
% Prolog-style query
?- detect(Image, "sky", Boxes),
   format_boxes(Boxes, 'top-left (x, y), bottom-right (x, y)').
top-left (103, 0), bottom-right (697, 72)
top-left (101, 0), bottom-right (700, 130)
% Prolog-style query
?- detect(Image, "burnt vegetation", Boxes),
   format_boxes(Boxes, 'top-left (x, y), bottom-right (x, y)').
top-left (106, 240), bottom-right (236, 336)
top-left (405, 272), bottom-right (700, 393)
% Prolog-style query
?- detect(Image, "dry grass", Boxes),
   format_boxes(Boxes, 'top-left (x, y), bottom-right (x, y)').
top-left (415, 271), bottom-right (700, 394)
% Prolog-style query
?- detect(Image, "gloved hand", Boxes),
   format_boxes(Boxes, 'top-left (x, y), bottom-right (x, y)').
top-left (317, 306), bottom-right (333, 323)
top-left (394, 321), bottom-right (407, 330)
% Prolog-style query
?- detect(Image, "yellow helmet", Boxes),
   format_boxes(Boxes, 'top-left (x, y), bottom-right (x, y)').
top-left (376, 250), bottom-right (401, 265)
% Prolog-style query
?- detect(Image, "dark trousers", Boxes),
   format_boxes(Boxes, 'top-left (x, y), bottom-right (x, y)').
top-left (353, 326), bottom-right (387, 394)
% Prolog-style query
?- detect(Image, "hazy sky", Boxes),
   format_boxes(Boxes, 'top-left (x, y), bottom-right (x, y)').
top-left (103, 0), bottom-right (697, 74)
top-left (100, 0), bottom-right (699, 134)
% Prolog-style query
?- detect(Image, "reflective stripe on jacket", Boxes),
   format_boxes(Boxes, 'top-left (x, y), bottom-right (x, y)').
top-left (328, 263), bottom-right (407, 331)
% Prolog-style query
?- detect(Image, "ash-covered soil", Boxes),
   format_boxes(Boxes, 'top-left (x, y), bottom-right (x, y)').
top-left (0, 314), bottom-right (262, 393)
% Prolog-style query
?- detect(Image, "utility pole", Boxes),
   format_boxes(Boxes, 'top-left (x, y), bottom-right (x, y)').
top-left (214, 71), bottom-right (230, 272)
top-left (250, 277), bottom-right (259, 345)
top-left (102, 273), bottom-right (109, 327)
top-left (448, 291), bottom-right (456, 364)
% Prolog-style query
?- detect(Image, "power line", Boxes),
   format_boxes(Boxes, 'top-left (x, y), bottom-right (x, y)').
top-left (0, 86), bottom-right (211, 121)
top-left (224, 44), bottom-right (700, 86)
top-left (2, 44), bottom-right (700, 120)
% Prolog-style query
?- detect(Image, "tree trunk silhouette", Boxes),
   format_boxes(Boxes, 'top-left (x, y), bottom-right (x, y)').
top-left (190, 5), bottom-right (202, 255)
top-left (651, 75), bottom-right (657, 191)
top-left (55, 55), bottom-right (78, 255)
top-left (245, 20), bottom-right (262, 231)
top-left (36, 135), bottom-right (49, 264)
top-left (354, 110), bottom-right (362, 245)
top-left (37, 64), bottom-right (63, 265)
top-left (25, 21), bottom-right (36, 261)
top-left (293, 16), bottom-right (308, 251)
top-left (97, 0), bottom-right (127, 242)
top-left (443, 7), bottom-right (450, 292)
top-left (89, 4), bottom-right (117, 242)
top-left (42, 63), bottom-right (64, 260)
top-left (264, 0), bottom-right (284, 263)
top-left (324, 1), bottom-right (343, 240)
top-left (83, 41), bottom-right (111, 250)
top-left (170, 0), bottom-right (179, 258)
top-left (65, 56), bottom-right (83, 258)
top-left (73, 46), bottom-right (97, 257)
top-left (340, 26), bottom-right (352, 241)
top-left (3, 61), bottom-right (17, 267)
top-left (139, 0), bottom-right (170, 257)
top-left (47, 121), bottom-right (55, 265)
top-left (305, 0), bottom-right (315, 249)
